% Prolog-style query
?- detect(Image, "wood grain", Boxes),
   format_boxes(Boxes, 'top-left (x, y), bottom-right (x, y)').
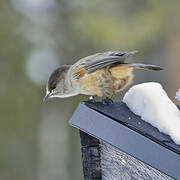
top-left (101, 141), bottom-right (174, 180)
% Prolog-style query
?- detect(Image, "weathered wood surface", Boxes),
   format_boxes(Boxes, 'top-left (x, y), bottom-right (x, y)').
top-left (80, 131), bottom-right (101, 180)
top-left (80, 131), bottom-right (174, 180)
top-left (101, 141), bottom-right (174, 180)
top-left (73, 103), bottom-right (180, 179)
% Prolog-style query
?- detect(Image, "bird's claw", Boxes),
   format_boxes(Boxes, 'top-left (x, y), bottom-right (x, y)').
top-left (102, 97), bottom-right (113, 105)
top-left (88, 95), bottom-right (96, 103)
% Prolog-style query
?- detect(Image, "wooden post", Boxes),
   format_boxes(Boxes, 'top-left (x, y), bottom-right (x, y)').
top-left (100, 141), bottom-right (173, 180)
top-left (79, 131), bottom-right (173, 180)
top-left (80, 131), bottom-right (101, 180)
top-left (70, 102), bottom-right (180, 179)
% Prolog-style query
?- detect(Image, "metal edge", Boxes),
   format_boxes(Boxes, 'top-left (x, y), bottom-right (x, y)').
top-left (69, 103), bottom-right (180, 179)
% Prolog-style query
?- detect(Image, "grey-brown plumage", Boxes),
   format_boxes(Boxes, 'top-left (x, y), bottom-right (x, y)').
top-left (47, 65), bottom-right (70, 93)
top-left (44, 51), bottom-right (163, 100)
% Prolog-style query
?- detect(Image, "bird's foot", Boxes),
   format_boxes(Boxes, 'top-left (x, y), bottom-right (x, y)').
top-left (102, 97), bottom-right (113, 105)
top-left (88, 95), bottom-right (97, 103)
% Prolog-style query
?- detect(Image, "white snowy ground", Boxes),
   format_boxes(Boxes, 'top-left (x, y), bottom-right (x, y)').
top-left (123, 82), bottom-right (180, 145)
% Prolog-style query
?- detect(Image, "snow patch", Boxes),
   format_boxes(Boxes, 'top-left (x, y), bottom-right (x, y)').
top-left (123, 82), bottom-right (180, 145)
top-left (175, 89), bottom-right (180, 101)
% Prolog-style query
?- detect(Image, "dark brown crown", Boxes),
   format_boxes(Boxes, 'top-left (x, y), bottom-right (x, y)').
top-left (47, 65), bottom-right (71, 92)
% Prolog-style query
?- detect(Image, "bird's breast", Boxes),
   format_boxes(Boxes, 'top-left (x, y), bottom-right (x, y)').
top-left (71, 67), bottom-right (133, 96)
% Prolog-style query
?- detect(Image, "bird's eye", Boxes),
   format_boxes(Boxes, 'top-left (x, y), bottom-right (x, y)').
top-left (51, 87), bottom-right (56, 91)
top-left (51, 89), bottom-right (55, 93)
top-left (49, 83), bottom-right (56, 92)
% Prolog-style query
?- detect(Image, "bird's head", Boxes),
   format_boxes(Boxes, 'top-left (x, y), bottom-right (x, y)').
top-left (44, 65), bottom-right (71, 101)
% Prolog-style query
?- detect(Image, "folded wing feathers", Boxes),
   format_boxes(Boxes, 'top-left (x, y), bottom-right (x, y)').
top-left (85, 51), bottom-right (137, 73)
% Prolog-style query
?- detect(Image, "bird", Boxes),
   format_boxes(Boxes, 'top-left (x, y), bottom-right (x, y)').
top-left (44, 51), bottom-right (163, 102)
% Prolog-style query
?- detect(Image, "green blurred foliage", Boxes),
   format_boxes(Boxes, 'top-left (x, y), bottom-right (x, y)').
top-left (0, 0), bottom-right (180, 180)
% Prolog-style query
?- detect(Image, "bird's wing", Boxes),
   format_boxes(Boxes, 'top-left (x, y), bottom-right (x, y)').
top-left (72, 51), bottom-right (137, 78)
top-left (84, 51), bottom-right (137, 73)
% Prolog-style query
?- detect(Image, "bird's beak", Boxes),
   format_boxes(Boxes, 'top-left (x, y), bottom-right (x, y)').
top-left (43, 92), bottom-right (52, 102)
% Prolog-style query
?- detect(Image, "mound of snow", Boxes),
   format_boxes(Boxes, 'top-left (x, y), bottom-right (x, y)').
top-left (175, 89), bottom-right (180, 101)
top-left (123, 82), bottom-right (180, 145)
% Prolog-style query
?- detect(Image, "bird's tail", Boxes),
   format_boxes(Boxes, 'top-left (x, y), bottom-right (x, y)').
top-left (121, 63), bottom-right (163, 71)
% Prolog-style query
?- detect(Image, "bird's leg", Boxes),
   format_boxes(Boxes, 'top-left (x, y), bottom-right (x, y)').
top-left (88, 95), bottom-right (97, 103)
top-left (102, 94), bottom-right (114, 105)
top-left (107, 94), bottom-right (113, 99)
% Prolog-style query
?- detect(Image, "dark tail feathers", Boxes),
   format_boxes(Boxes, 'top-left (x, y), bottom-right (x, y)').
top-left (123, 63), bottom-right (163, 71)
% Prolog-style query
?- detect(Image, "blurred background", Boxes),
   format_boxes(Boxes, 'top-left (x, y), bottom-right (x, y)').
top-left (0, 0), bottom-right (180, 179)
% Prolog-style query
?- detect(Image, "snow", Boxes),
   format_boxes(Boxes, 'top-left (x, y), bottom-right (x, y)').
top-left (175, 89), bottom-right (180, 101)
top-left (123, 82), bottom-right (180, 145)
